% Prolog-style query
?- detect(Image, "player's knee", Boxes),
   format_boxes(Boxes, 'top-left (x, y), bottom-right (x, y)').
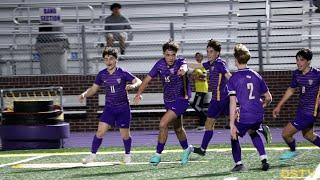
top-left (122, 134), bottom-right (130, 140)
top-left (174, 126), bottom-right (184, 134)
top-left (159, 122), bottom-right (168, 130)
top-left (96, 131), bottom-right (105, 138)
top-left (282, 130), bottom-right (291, 140)
top-left (205, 118), bottom-right (215, 130)
top-left (303, 133), bottom-right (315, 141)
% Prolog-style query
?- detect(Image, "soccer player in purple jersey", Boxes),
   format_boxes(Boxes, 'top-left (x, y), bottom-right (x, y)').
top-left (133, 40), bottom-right (193, 166)
top-left (80, 48), bottom-right (142, 164)
top-left (188, 40), bottom-right (232, 156)
top-left (273, 48), bottom-right (320, 161)
top-left (228, 44), bottom-right (272, 172)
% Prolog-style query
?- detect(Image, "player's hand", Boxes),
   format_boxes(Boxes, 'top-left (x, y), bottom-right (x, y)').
top-left (177, 68), bottom-right (186, 77)
top-left (230, 124), bottom-right (238, 140)
top-left (133, 94), bottom-right (142, 105)
top-left (236, 107), bottom-right (240, 122)
top-left (79, 94), bottom-right (85, 103)
top-left (272, 106), bottom-right (281, 118)
top-left (126, 84), bottom-right (135, 91)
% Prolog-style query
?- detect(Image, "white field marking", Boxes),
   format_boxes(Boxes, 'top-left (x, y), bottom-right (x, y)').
top-left (0, 155), bottom-right (49, 168)
top-left (224, 177), bottom-right (238, 180)
top-left (11, 160), bottom-right (209, 169)
top-left (0, 146), bottom-right (317, 158)
top-left (305, 163), bottom-right (320, 180)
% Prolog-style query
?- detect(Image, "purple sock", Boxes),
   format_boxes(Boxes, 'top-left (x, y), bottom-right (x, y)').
top-left (250, 132), bottom-right (266, 156)
top-left (91, 135), bottom-right (102, 154)
top-left (201, 130), bottom-right (213, 150)
top-left (156, 142), bottom-right (165, 154)
top-left (179, 139), bottom-right (189, 150)
top-left (311, 135), bottom-right (320, 147)
top-left (285, 139), bottom-right (296, 151)
top-left (123, 137), bottom-right (132, 154)
top-left (231, 138), bottom-right (241, 163)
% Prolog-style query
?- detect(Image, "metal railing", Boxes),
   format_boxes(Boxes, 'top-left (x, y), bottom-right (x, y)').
top-left (0, 0), bottom-right (318, 75)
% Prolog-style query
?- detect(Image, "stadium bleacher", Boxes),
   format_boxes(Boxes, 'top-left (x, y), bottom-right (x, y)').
top-left (0, 0), bottom-right (318, 75)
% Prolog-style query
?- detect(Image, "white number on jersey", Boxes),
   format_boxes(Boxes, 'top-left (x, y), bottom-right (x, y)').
top-left (247, 83), bottom-right (255, 100)
top-left (110, 85), bottom-right (115, 93)
top-left (164, 76), bottom-right (170, 83)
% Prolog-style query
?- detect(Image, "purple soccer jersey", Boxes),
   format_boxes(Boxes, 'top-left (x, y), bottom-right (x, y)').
top-left (148, 57), bottom-right (192, 103)
top-left (202, 57), bottom-right (229, 101)
top-left (227, 68), bottom-right (269, 124)
top-left (290, 67), bottom-right (320, 117)
top-left (94, 67), bottom-right (135, 107)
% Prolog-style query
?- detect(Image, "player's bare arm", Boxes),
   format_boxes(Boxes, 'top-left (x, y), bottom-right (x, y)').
top-left (79, 84), bottom-right (100, 102)
top-left (272, 87), bottom-right (295, 118)
top-left (134, 75), bottom-right (152, 105)
top-left (177, 64), bottom-right (188, 76)
top-left (126, 77), bottom-right (142, 90)
top-left (225, 72), bottom-right (232, 80)
top-left (229, 95), bottom-right (238, 140)
top-left (262, 91), bottom-right (272, 108)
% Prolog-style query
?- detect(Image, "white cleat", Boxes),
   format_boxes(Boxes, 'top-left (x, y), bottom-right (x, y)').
top-left (124, 154), bottom-right (131, 164)
top-left (81, 153), bottom-right (96, 164)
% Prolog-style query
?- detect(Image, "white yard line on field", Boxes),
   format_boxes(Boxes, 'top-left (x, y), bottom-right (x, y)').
top-left (0, 146), bottom-right (317, 158)
top-left (0, 155), bottom-right (50, 168)
top-left (11, 160), bottom-right (209, 169)
top-left (305, 163), bottom-right (320, 180)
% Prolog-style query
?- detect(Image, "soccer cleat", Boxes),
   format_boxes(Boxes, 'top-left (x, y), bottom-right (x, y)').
top-left (260, 125), bottom-right (272, 144)
top-left (279, 151), bottom-right (297, 160)
top-left (181, 145), bottom-right (193, 165)
top-left (81, 153), bottom-right (96, 164)
top-left (123, 154), bottom-right (131, 164)
top-left (261, 162), bottom-right (270, 171)
top-left (193, 147), bottom-right (206, 156)
top-left (231, 164), bottom-right (246, 172)
top-left (149, 154), bottom-right (161, 166)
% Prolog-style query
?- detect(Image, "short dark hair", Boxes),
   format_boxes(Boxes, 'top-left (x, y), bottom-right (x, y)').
top-left (195, 52), bottom-right (203, 57)
top-left (162, 40), bottom-right (179, 53)
top-left (207, 39), bottom-right (221, 52)
top-left (102, 48), bottom-right (118, 59)
top-left (296, 48), bottom-right (312, 61)
top-left (110, 3), bottom-right (121, 11)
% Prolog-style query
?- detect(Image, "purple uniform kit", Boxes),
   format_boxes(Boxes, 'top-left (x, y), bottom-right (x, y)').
top-left (148, 57), bottom-right (191, 116)
top-left (134, 41), bottom-right (193, 166)
top-left (273, 48), bottom-right (320, 162)
top-left (80, 48), bottom-right (141, 165)
top-left (95, 67), bottom-right (135, 128)
top-left (228, 44), bottom-right (272, 172)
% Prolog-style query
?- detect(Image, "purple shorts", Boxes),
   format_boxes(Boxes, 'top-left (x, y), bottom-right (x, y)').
top-left (291, 111), bottom-right (316, 131)
top-left (100, 104), bottom-right (131, 128)
top-left (235, 121), bottom-right (262, 137)
top-left (207, 98), bottom-right (229, 119)
top-left (165, 98), bottom-right (189, 116)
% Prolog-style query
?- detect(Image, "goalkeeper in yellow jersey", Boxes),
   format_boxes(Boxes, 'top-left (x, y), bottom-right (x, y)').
top-left (191, 52), bottom-right (208, 131)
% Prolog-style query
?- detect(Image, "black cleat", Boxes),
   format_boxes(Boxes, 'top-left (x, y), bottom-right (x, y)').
top-left (261, 159), bottom-right (270, 171)
top-left (262, 162), bottom-right (270, 171)
top-left (231, 164), bottom-right (246, 172)
top-left (193, 147), bottom-right (206, 156)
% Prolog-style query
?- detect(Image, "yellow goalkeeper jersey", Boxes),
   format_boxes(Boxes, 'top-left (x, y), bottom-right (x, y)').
top-left (192, 67), bottom-right (208, 93)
